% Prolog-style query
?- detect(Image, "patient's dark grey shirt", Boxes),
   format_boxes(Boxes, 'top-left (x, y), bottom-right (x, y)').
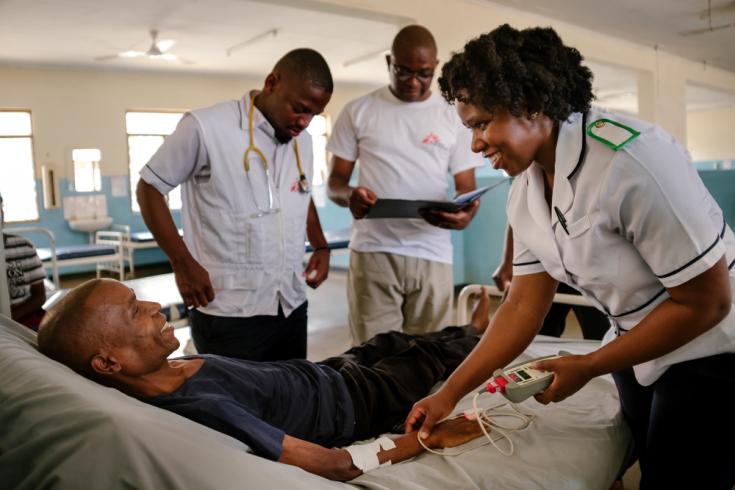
top-left (144, 355), bottom-right (355, 460)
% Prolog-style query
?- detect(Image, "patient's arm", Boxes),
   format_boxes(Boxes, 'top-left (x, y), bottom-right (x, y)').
top-left (279, 416), bottom-right (483, 481)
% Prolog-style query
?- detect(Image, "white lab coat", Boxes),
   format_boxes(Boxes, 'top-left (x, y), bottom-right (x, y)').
top-left (509, 108), bottom-right (735, 385)
top-left (141, 95), bottom-right (313, 318)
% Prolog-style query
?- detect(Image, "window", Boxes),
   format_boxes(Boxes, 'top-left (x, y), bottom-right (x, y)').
top-left (307, 114), bottom-right (330, 185)
top-left (72, 148), bottom-right (102, 192)
top-left (0, 111), bottom-right (39, 222)
top-left (126, 111), bottom-right (184, 212)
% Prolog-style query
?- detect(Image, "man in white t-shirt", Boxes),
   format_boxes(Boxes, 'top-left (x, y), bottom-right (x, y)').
top-left (327, 26), bottom-right (484, 342)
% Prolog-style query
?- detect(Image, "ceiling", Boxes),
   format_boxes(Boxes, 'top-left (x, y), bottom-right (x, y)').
top-left (0, 0), bottom-right (410, 84)
top-left (485, 0), bottom-right (735, 72)
top-left (1, 0), bottom-right (734, 111)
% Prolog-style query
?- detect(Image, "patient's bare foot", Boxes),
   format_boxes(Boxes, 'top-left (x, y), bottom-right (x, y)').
top-left (470, 287), bottom-right (490, 334)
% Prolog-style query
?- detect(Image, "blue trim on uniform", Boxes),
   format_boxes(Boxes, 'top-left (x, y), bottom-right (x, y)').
top-left (513, 259), bottom-right (541, 266)
top-left (566, 112), bottom-right (588, 180)
top-left (656, 234), bottom-right (721, 279)
top-left (720, 218), bottom-right (726, 239)
top-left (611, 288), bottom-right (667, 318)
top-left (143, 163), bottom-right (176, 188)
top-left (729, 258), bottom-right (734, 270)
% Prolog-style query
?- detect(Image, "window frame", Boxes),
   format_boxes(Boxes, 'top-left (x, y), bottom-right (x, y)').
top-left (0, 109), bottom-right (39, 223)
top-left (307, 113), bottom-right (331, 186)
top-left (125, 109), bottom-right (185, 213)
top-left (71, 148), bottom-right (103, 193)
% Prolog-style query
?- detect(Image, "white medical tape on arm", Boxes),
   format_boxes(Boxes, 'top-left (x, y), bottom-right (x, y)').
top-left (344, 436), bottom-right (397, 472)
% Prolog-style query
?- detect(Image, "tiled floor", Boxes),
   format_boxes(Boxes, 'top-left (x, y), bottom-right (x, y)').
top-left (60, 264), bottom-right (640, 488)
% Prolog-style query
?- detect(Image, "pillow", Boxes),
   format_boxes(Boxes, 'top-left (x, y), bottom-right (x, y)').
top-left (0, 315), bottom-right (346, 490)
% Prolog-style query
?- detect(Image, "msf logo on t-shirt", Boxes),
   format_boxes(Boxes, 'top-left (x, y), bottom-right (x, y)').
top-left (421, 132), bottom-right (440, 145)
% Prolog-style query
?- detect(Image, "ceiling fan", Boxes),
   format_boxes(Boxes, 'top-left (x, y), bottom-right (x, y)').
top-left (680, 0), bottom-right (735, 37)
top-left (95, 30), bottom-right (193, 64)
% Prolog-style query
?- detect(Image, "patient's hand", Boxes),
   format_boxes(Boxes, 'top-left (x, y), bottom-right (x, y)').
top-left (425, 415), bottom-right (485, 449)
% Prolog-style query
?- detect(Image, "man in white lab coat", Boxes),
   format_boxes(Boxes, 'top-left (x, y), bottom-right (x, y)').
top-left (137, 49), bottom-right (332, 361)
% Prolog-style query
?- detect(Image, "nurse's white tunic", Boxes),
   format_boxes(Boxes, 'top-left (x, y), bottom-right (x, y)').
top-left (509, 108), bottom-right (735, 385)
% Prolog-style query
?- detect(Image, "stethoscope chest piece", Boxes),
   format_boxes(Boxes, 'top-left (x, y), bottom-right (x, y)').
top-left (298, 175), bottom-right (311, 193)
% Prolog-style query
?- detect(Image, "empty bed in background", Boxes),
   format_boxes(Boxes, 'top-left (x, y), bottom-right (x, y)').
top-left (10, 227), bottom-right (124, 287)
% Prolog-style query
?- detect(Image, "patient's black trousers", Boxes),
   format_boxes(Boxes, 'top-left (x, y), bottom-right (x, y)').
top-left (319, 325), bottom-right (479, 441)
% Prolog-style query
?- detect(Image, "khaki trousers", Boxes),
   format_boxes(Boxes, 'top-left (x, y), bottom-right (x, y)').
top-left (347, 251), bottom-right (454, 343)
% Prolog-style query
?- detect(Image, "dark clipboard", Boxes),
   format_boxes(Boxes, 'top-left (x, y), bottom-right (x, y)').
top-left (366, 185), bottom-right (492, 219)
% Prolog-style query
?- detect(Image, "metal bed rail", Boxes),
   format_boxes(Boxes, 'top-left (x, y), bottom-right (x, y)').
top-left (94, 230), bottom-right (126, 280)
top-left (456, 283), bottom-right (594, 325)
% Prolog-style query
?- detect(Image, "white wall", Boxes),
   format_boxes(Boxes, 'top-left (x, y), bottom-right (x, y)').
top-left (324, 0), bottom-right (735, 143)
top-left (0, 65), bottom-right (378, 180)
top-left (687, 107), bottom-right (735, 162)
top-left (2, 0), bottom-right (735, 182)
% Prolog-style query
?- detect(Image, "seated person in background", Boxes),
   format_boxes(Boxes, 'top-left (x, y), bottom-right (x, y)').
top-left (3, 232), bottom-right (46, 330)
top-left (38, 279), bottom-right (491, 481)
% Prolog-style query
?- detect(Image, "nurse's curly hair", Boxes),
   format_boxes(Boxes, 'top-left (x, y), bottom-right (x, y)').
top-left (439, 24), bottom-right (594, 121)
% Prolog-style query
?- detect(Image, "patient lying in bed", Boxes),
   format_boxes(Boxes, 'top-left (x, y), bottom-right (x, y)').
top-left (37, 279), bottom-right (490, 481)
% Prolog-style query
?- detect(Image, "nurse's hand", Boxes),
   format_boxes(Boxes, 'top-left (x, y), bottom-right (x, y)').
top-left (420, 200), bottom-right (479, 230)
top-left (348, 187), bottom-right (377, 219)
top-left (404, 391), bottom-right (456, 441)
top-left (531, 354), bottom-right (595, 404)
top-left (173, 256), bottom-right (215, 308)
top-left (304, 249), bottom-right (330, 289)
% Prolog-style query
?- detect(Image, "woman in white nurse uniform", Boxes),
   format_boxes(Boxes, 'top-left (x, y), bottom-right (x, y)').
top-left (405, 24), bottom-right (735, 489)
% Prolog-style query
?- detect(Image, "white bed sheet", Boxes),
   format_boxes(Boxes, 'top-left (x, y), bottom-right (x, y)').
top-left (347, 337), bottom-right (631, 490)
top-left (0, 314), bottom-right (630, 490)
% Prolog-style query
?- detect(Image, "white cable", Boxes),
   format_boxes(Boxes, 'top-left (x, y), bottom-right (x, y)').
top-left (417, 392), bottom-right (534, 457)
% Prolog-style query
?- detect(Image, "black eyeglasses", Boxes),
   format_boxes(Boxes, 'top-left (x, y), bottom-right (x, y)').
top-left (390, 63), bottom-right (434, 82)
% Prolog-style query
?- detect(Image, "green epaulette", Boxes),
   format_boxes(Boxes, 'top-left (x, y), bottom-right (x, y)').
top-left (586, 118), bottom-right (640, 151)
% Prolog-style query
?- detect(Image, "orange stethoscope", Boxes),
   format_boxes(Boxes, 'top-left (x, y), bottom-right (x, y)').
top-left (243, 94), bottom-right (310, 217)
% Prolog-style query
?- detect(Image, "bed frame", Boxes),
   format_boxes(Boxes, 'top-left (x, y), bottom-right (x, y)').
top-left (456, 283), bottom-right (595, 325)
top-left (110, 224), bottom-right (352, 278)
top-left (10, 226), bottom-right (124, 287)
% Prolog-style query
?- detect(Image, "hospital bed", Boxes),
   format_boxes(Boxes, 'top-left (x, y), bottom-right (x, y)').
top-left (11, 226), bottom-right (124, 288)
top-left (456, 283), bottom-right (594, 324)
top-left (0, 282), bottom-right (631, 489)
top-left (110, 225), bottom-right (183, 278)
top-left (124, 272), bottom-right (188, 326)
top-left (39, 227), bottom-right (353, 318)
top-left (112, 225), bottom-right (351, 278)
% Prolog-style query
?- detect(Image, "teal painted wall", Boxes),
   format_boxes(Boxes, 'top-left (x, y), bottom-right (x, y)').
top-left (458, 174), bottom-right (511, 285)
top-left (6, 169), bottom-right (734, 284)
top-left (456, 168), bottom-right (735, 287)
top-left (699, 171), bottom-right (735, 227)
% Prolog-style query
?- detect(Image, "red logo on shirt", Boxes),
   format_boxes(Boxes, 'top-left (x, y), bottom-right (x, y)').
top-left (290, 180), bottom-right (300, 192)
top-left (422, 132), bottom-right (440, 145)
